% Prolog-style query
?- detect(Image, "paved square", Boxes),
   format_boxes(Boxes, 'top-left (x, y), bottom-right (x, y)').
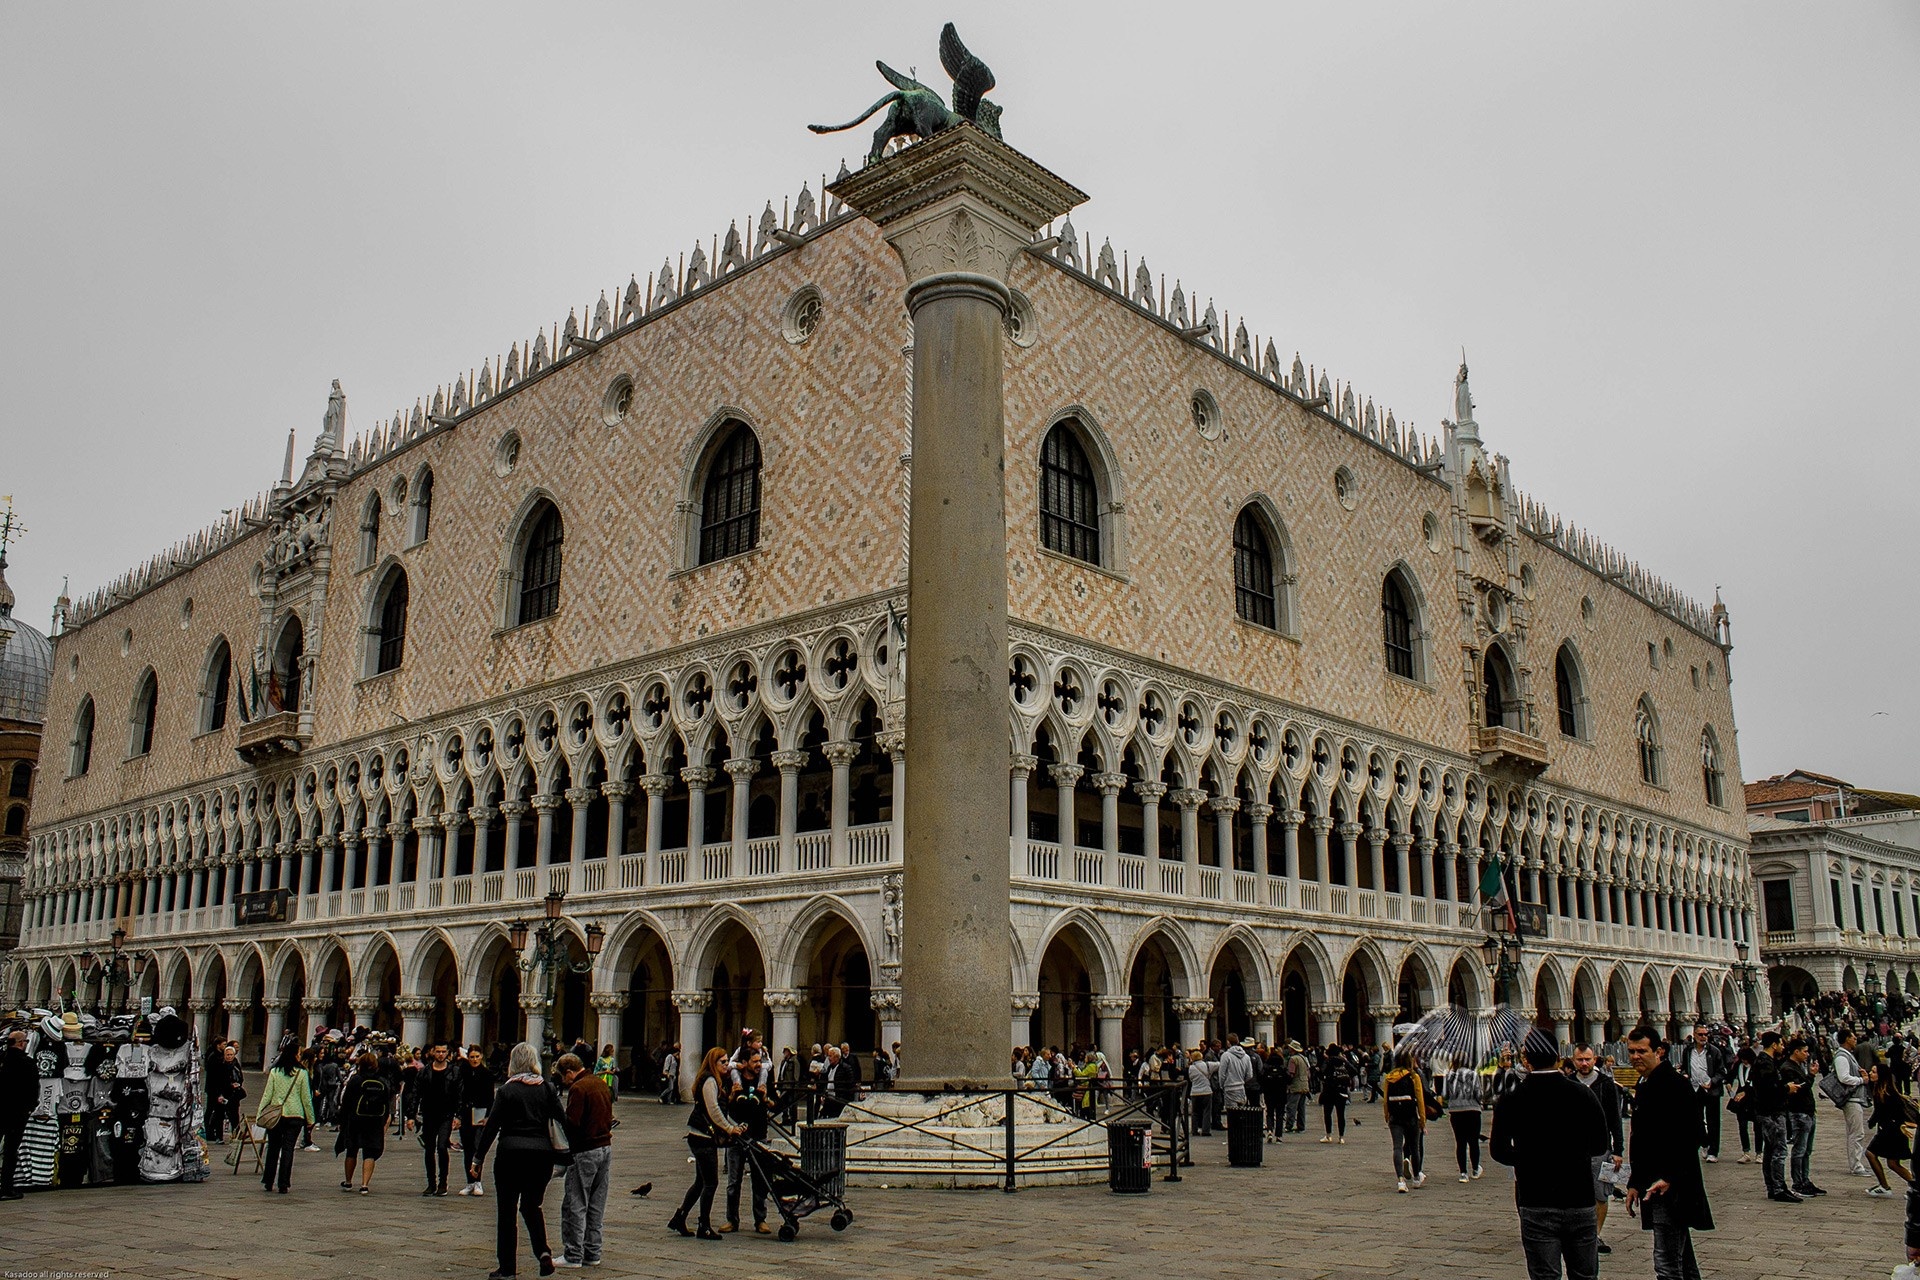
top-left (3, 1098), bottom-right (1898, 1279)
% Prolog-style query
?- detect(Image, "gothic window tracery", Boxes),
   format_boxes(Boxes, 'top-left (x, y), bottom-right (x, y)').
top-left (1232, 506), bottom-right (1277, 629)
top-left (1635, 698), bottom-right (1663, 786)
top-left (1382, 571), bottom-right (1420, 680)
top-left (1040, 422), bottom-right (1101, 566)
top-left (515, 501), bottom-right (565, 625)
top-left (698, 423), bottom-right (762, 565)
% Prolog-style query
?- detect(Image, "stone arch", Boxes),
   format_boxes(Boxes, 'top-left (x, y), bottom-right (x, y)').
top-left (600, 910), bottom-right (675, 1069)
top-left (1031, 906), bottom-right (1120, 996)
top-left (1123, 916), bottom-right (1200, 1055)
top-left (405, 926), bottom-right (463, 996)
top-left (1444, 947), bottom-right (1489, 1011)
top-left (677, 406), bottom-right (767, 570)
top-left (465, 923), bottom-right (524, 1048)
top-left (681, 903), bottom-right (769, 1052)
top-left (1395, 943), bottom-right (1443, 1022)
top-left (782, 896), bottom-right (877, 1054)
top-left (1338, 937), bottom-right (1393, 1044)
top-left (357, 932), bottom-right (402, 1032)
top-left (1531, 953), bottom-right (1569, 1023)
top-left (497, 488), bottom-right (566, 629)
top-left (1205, 924), bottom-right (1271, 1041)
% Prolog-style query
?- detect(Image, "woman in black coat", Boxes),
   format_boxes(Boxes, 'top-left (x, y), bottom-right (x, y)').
top-left (1625, 1029), bottom-right (1712, 1279)
top-left (470, 1043), bottom-right (566, 1279)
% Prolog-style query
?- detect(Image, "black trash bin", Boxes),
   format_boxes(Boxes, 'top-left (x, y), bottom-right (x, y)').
top-left (1107, 1119), bottom-right (1154, 1193)
top-left (800, 1121), bottom-right (848, 1199)
top-left (1225, 1105), bottom-right (1264, 1167)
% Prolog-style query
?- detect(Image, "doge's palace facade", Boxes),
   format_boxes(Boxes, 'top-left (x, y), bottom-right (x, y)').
top-left (12, 160), bottom-right (1754, 1077)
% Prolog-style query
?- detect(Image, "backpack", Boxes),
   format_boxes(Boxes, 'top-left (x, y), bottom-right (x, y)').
top-left (354, 1076), bottom-right (391, 1119)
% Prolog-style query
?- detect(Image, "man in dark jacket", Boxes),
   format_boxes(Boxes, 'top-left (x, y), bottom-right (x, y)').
top-left (1570, 1043), bottom-right (1626, 1254)
top-left (1778, 1037), bottom-right (1823, 1198)
top-left (820, 1046), bottom-right (859, 1118)
top-left (410, 1042), bottom-right (460, 1195)
top-left (1674, 1026), bottom-right (1732, 1162)
top-left (1, 1028), bottom-right (38, 1199)
top-left (1746, 1031), bottom-right (1796, 1201)
top-left (1491, 1030), bottom-right (1610, 1280)
top-left (1626, 1027), bottom-right (1714, 1280)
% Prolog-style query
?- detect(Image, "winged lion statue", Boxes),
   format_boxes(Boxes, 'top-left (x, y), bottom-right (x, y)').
top-left (809, 23), bottom-right (1002, 163)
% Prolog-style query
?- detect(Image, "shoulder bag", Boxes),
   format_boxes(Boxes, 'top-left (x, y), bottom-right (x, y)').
top-left (256, 1070), bottom-right (290, 1130)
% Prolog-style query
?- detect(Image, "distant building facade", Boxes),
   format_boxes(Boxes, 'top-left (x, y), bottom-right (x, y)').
top-left (12, 158), bottom-right (1753, 1067)
top-left (1747, 770), bottom-right (1920, 1010)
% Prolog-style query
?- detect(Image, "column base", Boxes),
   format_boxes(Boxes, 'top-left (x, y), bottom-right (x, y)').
top-left (831, 1090), bottom-right (1109, 1188)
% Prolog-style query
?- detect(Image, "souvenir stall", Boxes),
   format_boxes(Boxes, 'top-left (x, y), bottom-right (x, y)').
top-left (3, 1007), bottom-right (208, 1189)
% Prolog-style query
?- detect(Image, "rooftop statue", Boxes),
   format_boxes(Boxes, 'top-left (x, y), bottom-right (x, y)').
top-left (809, 23), bottom-right (1002, 163)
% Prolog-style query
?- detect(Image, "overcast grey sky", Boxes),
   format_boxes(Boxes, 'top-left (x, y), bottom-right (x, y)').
top-left (3, 3), bottom-right (1915, 791)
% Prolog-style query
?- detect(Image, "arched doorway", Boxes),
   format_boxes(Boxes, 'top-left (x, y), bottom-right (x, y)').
top-left (797, 913), bottom-right (876, 1053)
top-left (1208, 940), bottom-right (1259, 1043)
top-left (478, 936), bottom-right (524, 1049)
top-left (699, 919), bottom-right (767, 1053)
top-left (1125, 931), bottom-right (1187, 1055)
top-left (415, 937), bottom-right (461, 1047)
top-left (363, 939), bottom-right (402, 1035)
top-left (1340, 948), bottom-right (1387, 1045)
top-left (1034, 924), bottom-right (1101, 1052)
top-left (1397, 952), bottom-right (1437, 1026)
top-left (611, 920), bottom-right (674, 1072)
top-left (312, 946), bottom-right (351, 1032)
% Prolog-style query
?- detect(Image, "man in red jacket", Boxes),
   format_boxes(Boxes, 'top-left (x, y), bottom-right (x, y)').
top-left (557, 1054), bottom-right (614, 1268)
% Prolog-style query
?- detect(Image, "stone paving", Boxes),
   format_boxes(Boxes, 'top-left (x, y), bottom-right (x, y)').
top-left (1, 1096), bottom-right (1901, 1279)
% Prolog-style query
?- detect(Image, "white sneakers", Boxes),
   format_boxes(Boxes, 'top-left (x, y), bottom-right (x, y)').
top-left (1472, 1166), bottom-right (1485, 1179)
top-left (1869, 1184), bottom-right (1893, 1197)
top-left (1396, 1179), bottom-right (1408, 1193)
top-left (1704, 1154), bottom-right (1718, 1163)
top-left (1459, 1173), bottom-right (1471, 1183)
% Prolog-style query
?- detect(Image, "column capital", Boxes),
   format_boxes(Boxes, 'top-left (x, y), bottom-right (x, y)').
top-left (439, 812), bottom-right (463, 832)
top-left (518, 992), bottom-right (550, 1014)
top-left (471, 806), bottom-right (499, 824)
top-left (723, 757), bottom-right (762, 781)
top-left (637, 774), bottom-right (673, 798)
top-left (1208, 795), bottom-right (1241, 816)
top-left (1090, 771), bottom-right (1128, 796)
top-left (868, 989), bottom-right (903, 1014)
top-left (394, 995), bottom-right (436, 1016)
top-left (1282, 808), bottom-right (1305, 827)
top-left (347, 999), bottom-right (379, 1019)
top-left (454, 995), bottom-right (490, 1014)
top-left (1168, 787), bottom-right (1207, 812)
top-left (498, 801), bottom-right (528, 819)
top-left (1310, 816), bottom-right (1335, 834)
top-left (1337, 821), bottom-right (1363, 839)
top-left (589, 991), bottom-right (630, 1013)
top-left (1009, 752), bottom-right (1039, 776)
top-left (770, 750), bottom-right (809, 772)
top-left (1048, 762), bottom-right (1085, 787)
top-left (1011, 993), bottom-right (1041, 1014)
top-left (1172, 997), bottom-right (1215, 1019)
top-left (530, 794), bottom-right (561, 814)
top-left (1133, 780), bottom-right (1168, 804)
top-left (1310, 1002), bottom-right (1346, 1020)
top-left (221, 998), bottom-right (249, 1013)
top-left (822, 741), bottom-right (860, 768)
top-left (302, 997), bottom-right (332, 1014)
top-left (1414, 837), bottom-right (1437, 855)
top-left (1091, 996), bottom-right (1133, 1018)
top-left (876, 730), bottom-right (906, 757)
top-left (1389, 831), bottom-right (1413, 851)
top-left (679, 766), bottom-right (717, 789)
top-left (762, 988), bottom-right (805, 1012)
top-left (413, 817), bottom-right (440, 836)
top-left (600, 781), bottom-right (633, 802)
top-left (564, 787), bottom-right (597, 809)
top-left (1245, 801), bottom-right (1274, 822)
top-left (385, 822), bottom-right (408, 840)
top-left (1549, 1008), bottom-right (1577, 1025)
top-left (670, 989), bottom-right (712, 1013)
top-left (1245, 1001), bottom-right (1284, 1019)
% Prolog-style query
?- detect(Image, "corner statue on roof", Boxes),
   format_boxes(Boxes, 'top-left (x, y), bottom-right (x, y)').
top-left (809, 23), bottom-right (1002, 163)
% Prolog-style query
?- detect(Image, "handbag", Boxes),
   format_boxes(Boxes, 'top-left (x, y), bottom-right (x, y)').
top-left (1817, 1071), bottom-right (1851, 1109)
top-left (546, 1084), bottom-right (573, 1165)
top-left (256, 1071), bottom-right (290, 1130)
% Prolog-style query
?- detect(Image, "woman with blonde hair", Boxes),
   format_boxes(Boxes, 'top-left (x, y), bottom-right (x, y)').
top-left (470, 1043), bottom-right (567, 1278)
top-left (670, 1047), bottom-right (745, 1239)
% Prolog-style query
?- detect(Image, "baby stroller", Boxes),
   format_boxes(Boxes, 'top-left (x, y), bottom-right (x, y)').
top-left (744, 1140), bottom-right (853, 1241)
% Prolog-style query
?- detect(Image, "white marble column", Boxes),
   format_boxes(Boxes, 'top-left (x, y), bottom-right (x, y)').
top-left (1009, 754), bottom-right (1037, 876)
top-left (824, 742), bottom-right (858, 867)
top-left (1174, 998), bottom-right (1213, 1050)
top-left (590, 992), bottom-right (628, 1060)
top-left (683, 767), bottom-right (715, 877)
top-left (1094, 996), bottom-right (1130, 1073)
top-left (772, 751), bottom-right (806, 874)
top-left (456, 995), bottom-right (488, 1049)
top-left (766, 989), bottom-right (803, 1064)
top-left (602, 783), bottom-right (631, 861)
top-left (672, 991), bottom-right (711, 1100)
top-left (531, 794), bottom-right (559, 870)
top-left (1050, 762), bottom-right (1084, 853)
top-left (725, 757), bottom-right (759, 871)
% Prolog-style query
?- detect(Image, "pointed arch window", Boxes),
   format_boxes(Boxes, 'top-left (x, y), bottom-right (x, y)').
top-left (359, 494), bottom-right (382, 568)
top-left (3, 806), bottom-right (22, 837)
top-left (408, 468), bottom-right (434, 546)
top-left (1382, 572), bottom-right (1418, 679)
top-left (368, 568), bottom-right (409, 675)
top-left (1701, 727), bottom-right (1725, 807)
top-left (200, 637), bottom-right (232, 733)
top-left (515, 501), bottom-right (564, 625)
top-left (1635, 698), bottom-right (1663, 786)
top-left (271, 615), bottom-right (304, 714)
top-left (69, 700), bottom-right (94, 778)
top-left (1484, 646), bottom-right (1518, 729)
top-left (1233, 507), bottom-right (1277, 629)
top-left (1040, 423), bottom-right (1101, 566)
top-left (127, 670), bottom-right (158, 758)
top-left (1554, 644), bottom-right (1583, 738)
top-left (698, 423), bottom-right (762, 565)
top-left (8, 761), bottom-right (29, 798)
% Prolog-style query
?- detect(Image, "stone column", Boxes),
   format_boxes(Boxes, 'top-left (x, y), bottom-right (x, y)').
top-left (771, 751), bottom-right (806, 874)
top-left (1392, 833), bottom-right (1413, 905)
top-left (223, 997), bottom-right (248, 1046)
top-left (671, 991), bottom-right (710, 1099)
top-left (363, 826), bottom-right (384, 888)
top-left (1211, 795), bottom-right (1240, 872)
top-left (262, 1001), bottom-right (288, 1060)
top-left (1372, 1014), bottom-right (1395, 1047)
top-left (1551, 1008), bottom-right (1575, 1050)
top-left (1094, 996), bottom-right (1131, 1071)
top-left (1312, 817), bottom-right (1334, 889)
top-left (870, 989), bottom-right (903, 1056)
top-left (1311, 1002), bottom-right (1344, 1047)
top-left (1174, 997), bottom-right (1213, 1050)
top-left (1339, 822), bottom-right (1363, 891)
top-left (1049, 762), bottom-right (1084, 854)
top-left (416, 817), bottom-right (441, 887)
top-left (590, 992), bottom-right (628, 1060)
top-left (1011, 994), bottom-right (1040, 1051)
top-left (301, 996), bottom-right (331, 1043)
top-left (602, 783), bottom-right (631, 861)
top-left (885, 732), bottom-right (907, 864)
top-left (1136, 781), bottom-right (1167, 863)
top-left (823, 742), bottom-right (858, 867)
top-left (1093, 772), bottom-right (1126, 859)
top-left (1247, 801), bottom-right (1273, 880)
top-left (638, 776), bottom-right (669, 879)
top-left (765, 989), bottom-right (803, 1064)
top-left (456, 995), bottom-right (488, 1049)
top-left (278, 845), bottom-right (295, 895)
top-left (1171, 788), bottom-right (1204, 894)
top-left (499, 801), bottom-right (527, 870)
top-left (1245, 1001), bottom-right (1283, 1048)
top-left (397, 995), bottom-right (434, 1048)
top-left (565, 787), bottom-right (595, 865)
top-left (834, 124), bottom-right (1083, 1091)
top-left (682, 767), bottom-right (715, 875)
top-left (439, 813), bottom-right (462, 892)
top-left (348, 998), bottom-right (379, 1034)
top-left (520, 992), bottom-right (550, 1052)
top-left (323, 837), bottom-right (345, 902)
top-left (725, 757), bottom-right (759, 870)
top-left (471, 807), bottom-right (496, 878)
top-left (531, 794), bottom-right (559, 870)
top-left (1281, 809), bottom-right (1303, 882)
top-left (192, 1003), bottom-right (214, 1046)
top-left (1008, 754), bottom-right (1036, 876)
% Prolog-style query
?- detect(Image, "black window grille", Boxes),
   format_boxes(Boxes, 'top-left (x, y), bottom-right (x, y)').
top-left (699, 425), bottom-right (762, 565)
top-left (1382, 575), bottom-right (1415, 678)
top-left (1233, 508), bottom-right (1277, 628)
top-left (376, 573), bottom-right (409, 673)
top-left (1555, 649), bottom-right (1578, 737)
top-left (518, 505), bottom-right (564, 624)
top-left (1040, 423), bottom-right (1101, 565)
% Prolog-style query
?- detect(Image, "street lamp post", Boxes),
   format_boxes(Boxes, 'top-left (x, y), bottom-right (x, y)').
top-left (508, 892), bottom-right (604, 1051)
top-left (77, 927), bottom-right (152, 1016)
top-left (1480, 929), bottom-right (1523, 1010)
top-left (1733, 941), bottom-right (1759, 1037)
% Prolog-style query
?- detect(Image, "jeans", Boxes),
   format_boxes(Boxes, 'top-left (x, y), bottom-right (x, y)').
top-left (1389, 1121), bottom-right (1423, 1179)
top-left (675, 1137), bottom-right (721, 1229)
top-left (1786, 1111), bottom-right (1815, 1189)
top-left (494, 1149), bottom-right (554, 1275)
top-left (261, 1121), bottom-right (302, 1191)
top-left (1843, 1100), bottom-right (1869, 1173)
top-left (1755, 1113), bottom-right (1788, 1193)
top-left (1322, 1099), bottom-right (1347, 1137)
top-left (1516, 1204), bottom-right (1599, 1280)
top-left (561, 1145), bottom-right (612, 1264)
top-left (420, 1115), bottom-right (452, 1189)
top-left (1189, 1096), bottom-right (1213, 1137)
top-left (1285, 1093), bottom-right (1308, 1132)
top-left (1449, 1110), bottom-right (1483, 1173)
top-left (460, 1112), bottom-right (486, 1184)
top-left (1644, 1198), bottom-right (1701, 1280)
top-left (724, 1140), bottom-right (768, 1225)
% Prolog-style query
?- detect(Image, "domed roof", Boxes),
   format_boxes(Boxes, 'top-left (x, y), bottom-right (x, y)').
top-left (0, 558), bottom-right (53, 726)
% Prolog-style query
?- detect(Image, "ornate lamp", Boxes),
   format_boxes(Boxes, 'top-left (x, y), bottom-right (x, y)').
top-left (508, 919), bottom-right (530, 954)
top-left (585, 921), bottom-right (605, 958)
top-left (543, 890), bottom-right (566, 921)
